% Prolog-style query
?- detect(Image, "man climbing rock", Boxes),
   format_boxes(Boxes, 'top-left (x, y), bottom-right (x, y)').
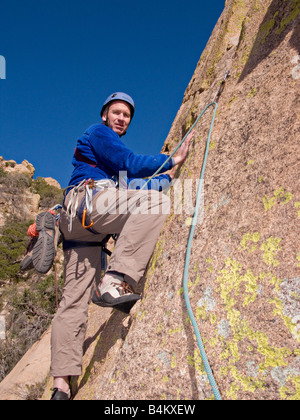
top-left (49, 92), bottom-right (193, 400)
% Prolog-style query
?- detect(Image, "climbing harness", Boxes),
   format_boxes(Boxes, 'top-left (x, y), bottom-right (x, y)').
top-left (142, 71), bottom-right (230, 400)
top-left (63, 178), bottom-right (119, 274)
top-left (65, 178), bottom-right (116, 232)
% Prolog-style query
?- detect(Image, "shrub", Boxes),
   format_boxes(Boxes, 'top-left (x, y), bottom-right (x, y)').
top-left (0, 218), bottom-right (33, 282)
top-left (0, 167), bottom-right (7, 178)
top-left (0, 172), bottom-right (31, 189)
top-left (31, 177), bottom-right (63, 208)
top-left (0, 272), bottom-right (63, 382)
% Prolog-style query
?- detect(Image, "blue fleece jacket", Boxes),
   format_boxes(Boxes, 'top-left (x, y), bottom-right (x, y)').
top-left (68, 124), bottom-right (175, 191)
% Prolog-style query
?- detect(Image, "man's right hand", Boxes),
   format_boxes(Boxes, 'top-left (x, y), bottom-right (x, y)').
top-left (173, 130), bottom-right (195, 166)
top-left (168, 130), bottom-right (195, 180)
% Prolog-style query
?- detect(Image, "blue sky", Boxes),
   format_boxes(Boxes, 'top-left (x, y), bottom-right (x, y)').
top-left (0, 0), bottom-right (225, 188)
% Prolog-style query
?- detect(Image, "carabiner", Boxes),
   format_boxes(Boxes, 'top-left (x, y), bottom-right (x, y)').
top-left (82, 208), bottom-right (94, 229)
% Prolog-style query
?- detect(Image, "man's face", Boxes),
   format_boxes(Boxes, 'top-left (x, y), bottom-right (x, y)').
top-left (102, 100), bottom-right (131, 136)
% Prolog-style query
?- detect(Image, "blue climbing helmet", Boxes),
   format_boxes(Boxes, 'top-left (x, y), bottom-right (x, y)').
top-left (101, 92), bottom-right (135, 119)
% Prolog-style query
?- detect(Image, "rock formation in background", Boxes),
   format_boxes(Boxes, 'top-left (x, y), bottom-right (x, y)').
top-left (0, 157), bottom-right (62, 227)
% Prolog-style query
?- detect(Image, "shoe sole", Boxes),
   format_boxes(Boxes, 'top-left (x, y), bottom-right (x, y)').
top-left (32, 212), bottom-right (56, 273)
top-left (20, 236), bottom-right (38, 271)
top-left (20, 254), bottom-right (34, 271)
top-left (92, 291), bottom-right (141, 314)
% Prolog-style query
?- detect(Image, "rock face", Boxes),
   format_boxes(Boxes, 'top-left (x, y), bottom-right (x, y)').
top-left (3, 0), bottom-right (300, 401)
top-left (77, 0), bottom-right (298, 400)
top-left (0, 329), bottom-right (51, 400)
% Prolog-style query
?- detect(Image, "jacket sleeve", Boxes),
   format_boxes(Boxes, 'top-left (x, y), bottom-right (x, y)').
top-left (88, 124), bottom-right (175, 179)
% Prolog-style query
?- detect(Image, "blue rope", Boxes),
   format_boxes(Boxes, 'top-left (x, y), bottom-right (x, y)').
top-left (182, 102), bottom-right (222, 400)
top-left (142, 101), bottom-right (222, 400)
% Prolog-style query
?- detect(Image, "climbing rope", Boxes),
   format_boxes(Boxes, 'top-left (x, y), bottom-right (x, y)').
top-left (142, 72), bottom-right (230, 400)
top-left (182, 101), bottom-right (222, 401)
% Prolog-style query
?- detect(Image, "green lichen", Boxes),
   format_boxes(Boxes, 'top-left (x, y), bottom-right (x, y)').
top-left (241, 232), bottom-right (260, 252)
top-left (243, 269), bottom-right (259, 306)
top-left (256, 0), bottom-right (300, 45)
top-left (168, 325), bottom-right (183, 335)
top-left (248, 88), bottom-right (257, 98)
top-left (277, 0), bottom-right (300, 34)
top-left (171, 354), bottom-right (177, 369)
top-left (185, 217), bottom-right (193, 227)
top-left (269, 296), bottom-right (300, 342)
top-left (262, 187), bottom-right (293, 211)
top-left (295, 202), bottom-right (300, 218)
top-left (230, 364), bottom-right (265, 394)
top-left (181, 273), bottom-right (201, 298)
top-left (139, 310), bottom-right (146, 321)
top-left (226, 381), bottom-right (240, 400)
top-left (268, 273), bottom-right (283, 293)
top-left (217, 258), bottom-right (259, 309)
top-left (187, 348), bottom-right (206, 375)
top-left (258, 11), bottom-right (279, 44)
top-left (216, 256), bottom-right (293, 398)
top-left (209, 141), bottom-right (217, 150)
top-left (196, 304), bottom-right (207, 321)
top-left (228, 96), bottom-right (238, 106)
top-left (156, 323), bottom-right (163, 334)
top-left (280, 376), bottom-right (300, 400)
top-left (147, 239), bottom-right (164, 276)
top-left (260, 236), bottom-right (282, 267)
top-left (263, 195), bottom-right (276, 211)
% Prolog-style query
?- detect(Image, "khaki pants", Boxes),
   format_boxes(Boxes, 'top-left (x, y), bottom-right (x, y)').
top-left (50, 187), bottom-right (169, 377)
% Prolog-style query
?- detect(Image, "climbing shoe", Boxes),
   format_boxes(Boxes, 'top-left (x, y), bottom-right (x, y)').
top-left (92, 274), bottom-right (141, 314)
top-left (32, 211), bottom-right (60, 274)
top-left (50, 388), bottom-right (71, 400)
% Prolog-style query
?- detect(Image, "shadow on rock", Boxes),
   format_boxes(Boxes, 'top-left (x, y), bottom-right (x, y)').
top-left (239, 0), bottom-right (300, 82)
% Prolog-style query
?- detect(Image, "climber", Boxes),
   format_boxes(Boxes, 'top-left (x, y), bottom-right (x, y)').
top-left (49, 92), bottom-right (194, 400)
